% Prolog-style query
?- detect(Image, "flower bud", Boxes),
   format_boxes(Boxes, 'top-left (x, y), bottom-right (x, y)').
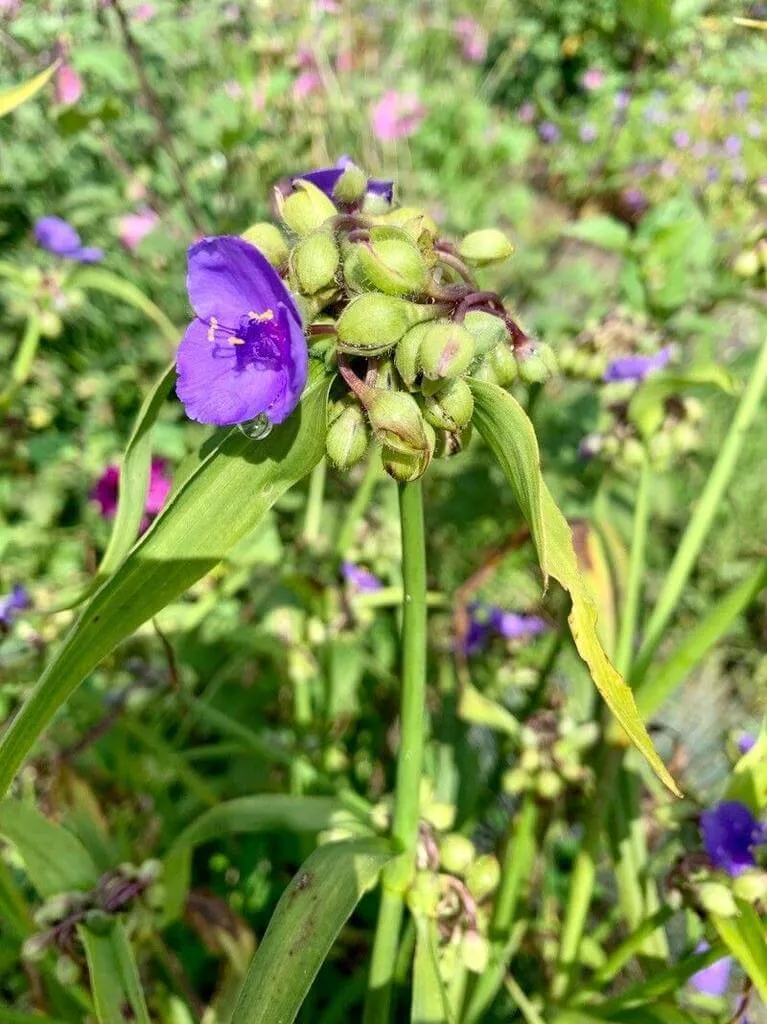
top-left (366, 390), bottom-right (428, 455)
top-left (489, 343), bottom-right (518, 386)
top-left (466, 854), bottom-right (501, 902)
top-left (333, 163), bottom-right (368, 204)
top-left (422, 379), bottom-right (474, 431)
top-left (22, 935), bottom-right (49, 963)
top-left (361, 192), bottom-right (391, 215)
top-left (241, 222), bottom-right (289, 269)
top-left (419, 322), bottom-right (476, 381)
top-left (355, 229), bottom-right (429, 296)
top-left (734, 248), bottom-right (760, 277)
top-left (138, 859), bottom-right (163, 884)
top-left (433, 425), bottom-right (472, 459)
top-left (501, 768), bottom-right (529, 795)
top-left (55, 955), bottom-right (80, 986)
top-left (407, 873), bottom-right (441, 917)
top-left (337, 294), bottom-right (441, 356)
top-left (462, 310), bottom-right (510, 357)
top-left (422, 797), bottom-right (455, 832)
top-left (698, 881), bottom-right (738, 918)
top-left (537, 769), bottom-right (564, 800)
top-left (277, 180), bottom-right (337, 235)
top-left (34, 893), bottom-right (73, 928)
top-left (439, 833), bottom-right (476, 877)
top-left (326, 403), bottom-right (370, 470)
top-left (733, 869), bottom-right (767, 904)
top-left (84, 909), bottom-right (115, 935)
top-left (460, 931), bottom-right (490, 974)
top-left (516, 341), bottom-right (558, 384)
top-left (458, 228), bottom-right (514, 266)
top-left (381, 443), bottom-right (430, 482)
top-left (39, 311), bottom-right (62, 339)
top-left (292, 230), bottom-right (340, 294)
top-left (374, 207), bottom-right (438, 245)
top-left (395, 322), bottom-right (430, 389)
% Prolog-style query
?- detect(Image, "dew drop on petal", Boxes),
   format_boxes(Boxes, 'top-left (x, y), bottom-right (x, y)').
top-left (238, 414), bottom-right (273, 440)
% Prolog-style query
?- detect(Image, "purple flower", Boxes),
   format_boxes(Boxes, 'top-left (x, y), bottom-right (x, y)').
top-left (614, 90), bottom-right (630, 111)
top-left (175, 236), bottom-right (308, 427)
top-left (293, 157), bottom-right (394, 204)
top-left (460, 603), bottom-right (547, 655)
top-left (737, 732), bottom-right (756, 755)
top-left (603, 346), bottom-right (672, 383)
top-left (0, 584), bottom-right (30, 629)
top-left (701, 800), bottom-right (766, 876)
top-left (92, 458), bottom-right (171, 531)
top-left (706, 166), bottom-right (721, 183)
top-left (538, 121), bottom-right (560, 143)
top-left (672, 130), bottom-right (690, 149)
top-left (690, 942), bottom-right (732, 996)
top-left (582, 68), bottom-right (605, 91)
top-left (341, 562), bottom-right (382, 593)
top-left (34, 216), bottom-right (103, 263)
top-left (518, 102), bottom-right (535, 124)
top-left (453, 17), bottom-right (488, 63)
top-left (724, 135), bottom-right (742, 157)
top-left (620, 187), bottom-right (649, 216)
top-left (579, 123), bottom-right (598, 143)
top-left (734, 90), bottom-right (750, 112)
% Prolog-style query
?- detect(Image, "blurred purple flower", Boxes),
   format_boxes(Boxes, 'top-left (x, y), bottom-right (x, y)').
top-left (690, 942), bottom-right (732, 997)
top-left (55, 64), bottom-right (82, 106)
top-left (342, 562), bottom-right (382, 593)
top-left (701, 800), bottom-right (766, 877)
top-left (131, 2), bottom-right (156, 20)
top-left (737, 732), bottom-right (756, 755)
top-left (672, 130), bottom-right (690, 149)
top-left (518, 102), bottom-right (535, 124)
top-left (292, 157), bottom-right (394, 203)
top-left (734, 90), bottom-right (749, 112)
top-left (92, 458), bottom-right (171, 530)
top-left (706, 166), bottom-right (721, 183)
top-left (293, 70), bottom-right (322, 100)
top-left (614, 90), bottom-right (630, 111)
top-left (604, 346), bottom-right (671, 383)
top-left (118, 209), bottom-right (158, 251)
top-left (460, 603), bottom-right (547, 655)
top-left (538, 121), bottom-right (560, 143)
top-left (579, 123), bottom-right (598, 143)
top-left (724, 135), bottom-right (742, 157)
top-left (175, 236), bottom-right (308, 427)
top-left (453, 17), bottom-right (488, 63)
top-left (0, 584), bottom-right (30, 629)
top-left (621, 187), bottom-right (649, 216)
top-left (582, 68), bottom-right (605, 91)
top-left (371, 91), bottom-right (426, 141)
top-left (34, 216), bottom-right (103, 263)
top-left (0, 0), bottom-right (20, 15)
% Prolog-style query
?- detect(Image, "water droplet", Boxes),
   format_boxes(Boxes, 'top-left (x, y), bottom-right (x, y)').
top-left (238, 414), bottom-right (273, 440)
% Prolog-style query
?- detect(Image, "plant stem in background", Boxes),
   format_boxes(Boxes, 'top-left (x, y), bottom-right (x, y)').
top-left (335, 452), bottom-right (382, 555)
top-left (303, 457), bottom-right (327, 547)
top-left (364, 479), bottom-right (428, 1024)
top-left (633, 331), bottom-right (767, 681)
top-left (615, 452), bottom-right (651, 678)
top-left (0, 314), bottom-right (41, 411)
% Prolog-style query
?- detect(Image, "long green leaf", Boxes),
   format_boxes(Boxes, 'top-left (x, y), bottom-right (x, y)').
top-left (0, 1006), bottom-right (69, 1024)
top-left (412, 915), bottom-right (450, 1023)
top-left (81, 923), bottom-right (151, 1024)
top-left (163, 795), bottom-right (363, 921)
top-left (0, 61), bottom-right (60, 118)
top-left (230, 838), bottom-right (391, 1024)
top-left (710, 902), bottom-right (767, 1004)
top-left (0, 315), bottom-right (43, 411)
top-left (70, 267), bottom-right (179, 344)
top-left (628, 364), bottom-right (735, 438)
top-left (0, 367), bottom-right (331, 798)
top-left (0, 800), bottom-right (97, 896)
top-left (469, 379), bottom-right (680, 796)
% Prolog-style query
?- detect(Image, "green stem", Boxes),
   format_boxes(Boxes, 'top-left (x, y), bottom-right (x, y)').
top-left (335, 452), bottom-right (382, 555)
top-left (364, 479), bottom-right (428, 1024)
top-left (505, 974), bottom-right (547, 1024)
top-left (0, 314), bottom-right (41, 410)
top-left (615, 453), bottom-right (651, 678)
top-left (491, 794), bottom-right (539, 941)
top-left (589, 904), bottom-right (675, 988)
top-left (632, 332), bottom-right (767, 682)
top-left (303, 457), bottom-right (327, 547)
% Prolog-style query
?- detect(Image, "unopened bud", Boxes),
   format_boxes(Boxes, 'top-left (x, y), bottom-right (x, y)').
top-left (734, 248), bottom-right (760, 277)
top-left (462, 310), bottom-right (510, 357)
top-left (367, 390), bottom-right (428, 455)
top-left (333, 163), bottom-right (368, 204)
top-left (375, 207), bottom-right (438, 245)
top-left (419, 322), bottom-right (476, 381)
top-left (34, 893), bottom-right (73, 928)
top-left (138, 859), bottom-right (163, 884)
top-left (537, 769), bottom-right (564, 800)
top-left (439, 833), bottom-right (476, 877)
top-left (489, 343), bottom-right (518, 386)
top-left (356, 228), bottom-right (429, 296)
top-left (733, 870), bottom-right (767, 904)
top-left (460, 930), bottom-right (490, 974)
top-left (326, 403), bottom-right (370, 470)
top-left (55, 955), bottom-right (80, 986)
top-left (242, 222), bottom-right (289, 269)
top-left (516, 341), bottom-right (558, 384)
top-left (407, 873), bottom-right (441, 917)
top-left (395, 322), bottom-right (430, 389)
top-left (22, 935), bottom-right (49, 962)
top-left (698, 881), bottom-right (738, 918)
top-left (381, 443), bottom-right (431, 482)
top-left (458, 228), bottom-right (514, 266)
top-left (422, 379), bottom-right (474, 431)
top-left (466, 854), bottom-right (501, 902)
top-left (422, 798), bottom-right (455, 832)
top-left (292, 230), bottom-right (340, 294)
top-left (337, 294), bottom-right (440, 356)
top-left (361, 192), bottom-right (391, 216)
top-left (277, 180), bottom-right (337, 235)
top-left (502, 768), bottom-right (529, 795)
top-left (433, 425), bottom-right (472, 459)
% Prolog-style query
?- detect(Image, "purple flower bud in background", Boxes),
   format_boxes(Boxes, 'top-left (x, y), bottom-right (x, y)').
top-left (690, 942), bottom-right (732, 996)
top-left (118, 209), bottom-right (159, 251)
top-left (734, 89), bottom-right (750, 112)
top-left (582, 67), bottom-right (605, 91)
top-left (371, 91), bottom-right (426, 141)
top-left (614, 90), bottom-right (630, 111)
top-left (341, 562), bottom-right (383, 593)
top-left (620, 186), bottom-right (649, 217)
top-left (175, 236), bottom-right (308, 427)
top-left (724, 135), bottom-right (742, 157)
top-left (603, 345), bottom-right (672, 383)
top-left (489, 609), bottom-right (547, 640)
top-left (0, 584), bottom-right (30, 629)
top-left (518, 102), bottom-right (535, 124)
top-left (292, 157), bottom-right (394, 203)
top-left (538, 121), bottom-right (560, 143)
top-left (34, 216), bottom-right (103, 263)
top-left (55, 64), bottom-right (83, 106)
top-left (579, 123), bottom-right (598, 143)
top-left (453, 17), bottom-right (488, 63)
top-left (701, 800), bottom-right (766, 876)
top-left (672, 130), bottom-right (690, 149)
top-left (737, 732), bottom-right (756, 755)
top-left (92, 459), bottom-right (171, 531)
top-left (706, 166), bottom-right (721, 183)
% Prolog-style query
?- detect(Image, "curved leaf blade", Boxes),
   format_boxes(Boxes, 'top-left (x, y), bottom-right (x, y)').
top-left (0, 800), bottom-right (98, 897)
top-left (469, 378), bottom-right (681, 796)
top-left (0, 61), bottom-right (60, 118)
top-left (0, 368), bottom-right (331, 798)
top-left (412, 915), bottom-right (450, 1023)
top-left (81, 924), bottom-right (151, 1024)
top-left (71, 267), bottom-right (179, 344)
top-left (628, 364), bottom-right (736, 438)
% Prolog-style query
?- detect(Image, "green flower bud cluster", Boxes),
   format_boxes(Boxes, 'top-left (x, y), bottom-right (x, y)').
top-left (558, 308), bottom-right (667, 383)
top-left (259, 164), bottom-right (530, 481)
top-left (733, 228), bottom-right (767, 284)
top-left (502, 712), bottom-right (597, 802)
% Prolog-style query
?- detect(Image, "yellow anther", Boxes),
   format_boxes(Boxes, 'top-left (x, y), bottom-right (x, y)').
top-left (249, 309), bottom-right (274, 323)
top-left (207, 317), bottom-right (219, 342)
top-left (229, 337), bottom-right (245, 345)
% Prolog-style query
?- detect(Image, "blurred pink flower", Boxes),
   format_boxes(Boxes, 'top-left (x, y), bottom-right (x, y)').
top-left (453, 17), bottom-right (487, 63)
top-left (0, 0), bottom-right (20, 16)
top-left (251, 88), bottom-right (265, 111)
top-left (295, 46), bottom-right (316, 70)
top-left (371, 91), bottom-right (426, 141)
top-left (293, 70), bottom-right (322, 100)
top-left (336, 49), bottom-right (354, 73)
top-left (92, 458), bottom-right (171, 531)
top-left (314, 0), bottom-right (341, 11)
top-left (118, 209), bottom-right (158, 251)
top-left (518, 102), bottom-right (535, 123)
top-left (55, 64), bottom-right (83, 106)
top-left (582, 67), bottom-right (606, 91)
top-left (224, 80), bottom-right (244, 100)
top-left (131, 2), bottom-right (156, 20)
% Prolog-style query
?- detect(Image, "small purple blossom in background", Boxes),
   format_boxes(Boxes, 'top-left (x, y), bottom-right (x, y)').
top-left (733, 89), bottom-right (750, 112)
top-left (131, 2), bottom-right (156, 20)
top-left (92, 458), bottom-right (171, 531)
top-left (453, 17), bottom-right (488, 63)
top-left (293, 157), bottom-right (394, 204)
top-left (118, 209), bottom-right (159, 251)
top-left (460, 603), bottom-right (547, 655)
top-left (341, 562), bottom-right (383, 593)
top-left (293, 70), bottom-right (322, 101)
top-left (690, 942), bottom-right (732, 996)
top-left (672, 130), bottom-right (690, 149)
top-left (579, 123), bottom-right (597, 143)
top-left (582, 67), bottom-right (605, 91)
top-left (620, 187), bottom-right (649, 217)
top-left (55, 64), bottom-right (83, 106)
top-left (706, 166), bottom-right (721, 184)
top-left (737, 732), bottom-right (756, 755)
top-left (724, 135), bottom-right (742, 158)
top-left (175, 236), bottom-right (308, 427)
top-left (614, 89), bottom-right (630, 111)
top-left (34, 216), bottom-right (103, 263)
top-left (314, 0), bottom-right (341, 11)
top-left (518, 102), bottom-right (535, 124)
top-left (701, 800), bottom-right (766, 876)
top-left (538, 121), bottom-right (560, 143)
top-left (604, 345), bottom-right (672, 383)
top-left (0, 584), bottom-right (30, 630)
top-left (371, 91), bottom-right (426, 141)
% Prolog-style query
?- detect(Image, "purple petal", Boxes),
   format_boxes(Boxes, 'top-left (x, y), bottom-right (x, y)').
top-left (490, 610), bottom-right (547, 639)
top-left (737, 732), bottom-right (757, 755)
top-left (145, 458), bottom-right (172, 516)
top-left (73, 245), bottom-right (104, 263)
top-left (603, 346), bottom-right (672, 383)
top-left (341, 562), bottom-right (382, 592)
top-left (292, 159), bottom-right (394, 203)
top-left (0, 583), bottom-right (30, 628)
top-left (34, 216), bottom-right (82, 256)
top-left (91, 465), bottom-right (121, 519)
top-left (690, 942), bottom-right (732, 996)
top-left (701, 800), bottom-right (763, 876)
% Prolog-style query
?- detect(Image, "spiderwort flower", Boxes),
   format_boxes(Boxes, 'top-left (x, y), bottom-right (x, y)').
top-left (724, 135), bottom-right (742, 158)
top-left (176, 236), bottom-right (308, 427)
top-left (461, 604), bottom-right (547, 655)
top-left (0, 584), bottom-right (30, 629)
top-left (701, 800), bottom-right (766, 876)
top-left (690, 942), bottom-right (732, 996)
top-left (34, 216), bottom-right (103, 263)
top-left (603, 345), bottom-right (672, 383)
top-left (292, 157), bottom-right (394, 204)
top-left (341, 562), bottom-right (383, 593)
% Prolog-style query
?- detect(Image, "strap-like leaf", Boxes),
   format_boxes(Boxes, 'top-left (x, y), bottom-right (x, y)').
top-left (0, 800), bottom-right (98, 896)
top-left (80, 923), bottom-right (151, 1024)
top-left (70, 266), bottom-right (179, 344)
top-left (628, 364), bottom-right (736, 438)
top-left (411, 915), bottom-right (451, 1023)
top-left (230, 838), bottom-right (391, 1024)
top-left (469, 378), bottom-right (681, 796)
top-left (709, 901), bottom-right (767, 1004)
top-left (0, 367), bottom-right (332, 798)
top-left (0, 61), bottom-right (60, 118)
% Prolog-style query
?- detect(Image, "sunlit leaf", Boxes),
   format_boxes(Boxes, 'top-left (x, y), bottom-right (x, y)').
top-left (628, 364), bottom-right (736, 438)
top-left (0, 61), bottom-right (60, 119)
top-left (70, 266), bottom-right (179, 345)
top-left (411, 915), bottom-right (450, 1023)
top-left (81, 924), bottom-right (151, 1024)
top-left (0, 800), bottom-right (97, 896)
top-left (710, 901), bottom-right (767, 1004)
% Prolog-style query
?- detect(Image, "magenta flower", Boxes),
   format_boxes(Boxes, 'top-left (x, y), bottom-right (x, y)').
top-left (0, 584), bottom-right (30, 629)
top-left (293, 70), bottom-right (322, 100)
top-left (293, 157), bottom-right (394, 204)
top-left (690, 942), bottom-right (731, 996)
top-left (55, 64), bottom-right (83, 106)
top-left (118, 209), bottom-right (158, 251)
top-left (342, 562), bottom-right (383, 593)
top-left (701, 800), bottom-right (766, 877)
top-left (582, 68), bottom-right (606, 91)
top-left (453, 17), bottom-right (488, 63)
top-left (603, 346), bottom-right (671, 383)
top-left (175, 236), bottom-right (308, 427)
top-left (518, 102), bottom-right (535, 124)
top-left (34, 216), bottom-right (103, 263)
top-left (131, 2), bottom-right (156, 20)
top-left (0, 0), bottom-right (20, 15)
top-left (92, 458), bottom-right (171, 531)
top-left (672, 130), bottom-right (690, 149)
top-left (371, 91), bottom-right (426, 141)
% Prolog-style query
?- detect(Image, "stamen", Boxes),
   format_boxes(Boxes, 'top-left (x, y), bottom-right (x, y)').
top-left (229, 337), bottom-right (245, 345)
top-left (248, 309), bottom-right (274, 323)
top-left (207, 316), bottom-right (219, 343)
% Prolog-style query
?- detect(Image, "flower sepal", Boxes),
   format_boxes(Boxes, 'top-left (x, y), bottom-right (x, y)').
top-left (277, 179), bottom-right (338, 235)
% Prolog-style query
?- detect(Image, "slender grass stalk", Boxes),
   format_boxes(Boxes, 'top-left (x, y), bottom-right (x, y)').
top-left (632, 331), bottom-right (767, 682)
top-left (335, 452), bottom-right (382, 555)
top-left (303, 457), bottom-right (327, 547)
top-left (505, 974), bottom-right (547, 1024)
top-left (364, 479), bottom-right (428, 1024)
top-left (589, 904), bottom-right (675, 988)
top-left (615, 453), bottom-right (651, 678)
top-left (0, 314), bottom-right (41, 410)
top-left (491, 794), bottom-right (539, 942)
